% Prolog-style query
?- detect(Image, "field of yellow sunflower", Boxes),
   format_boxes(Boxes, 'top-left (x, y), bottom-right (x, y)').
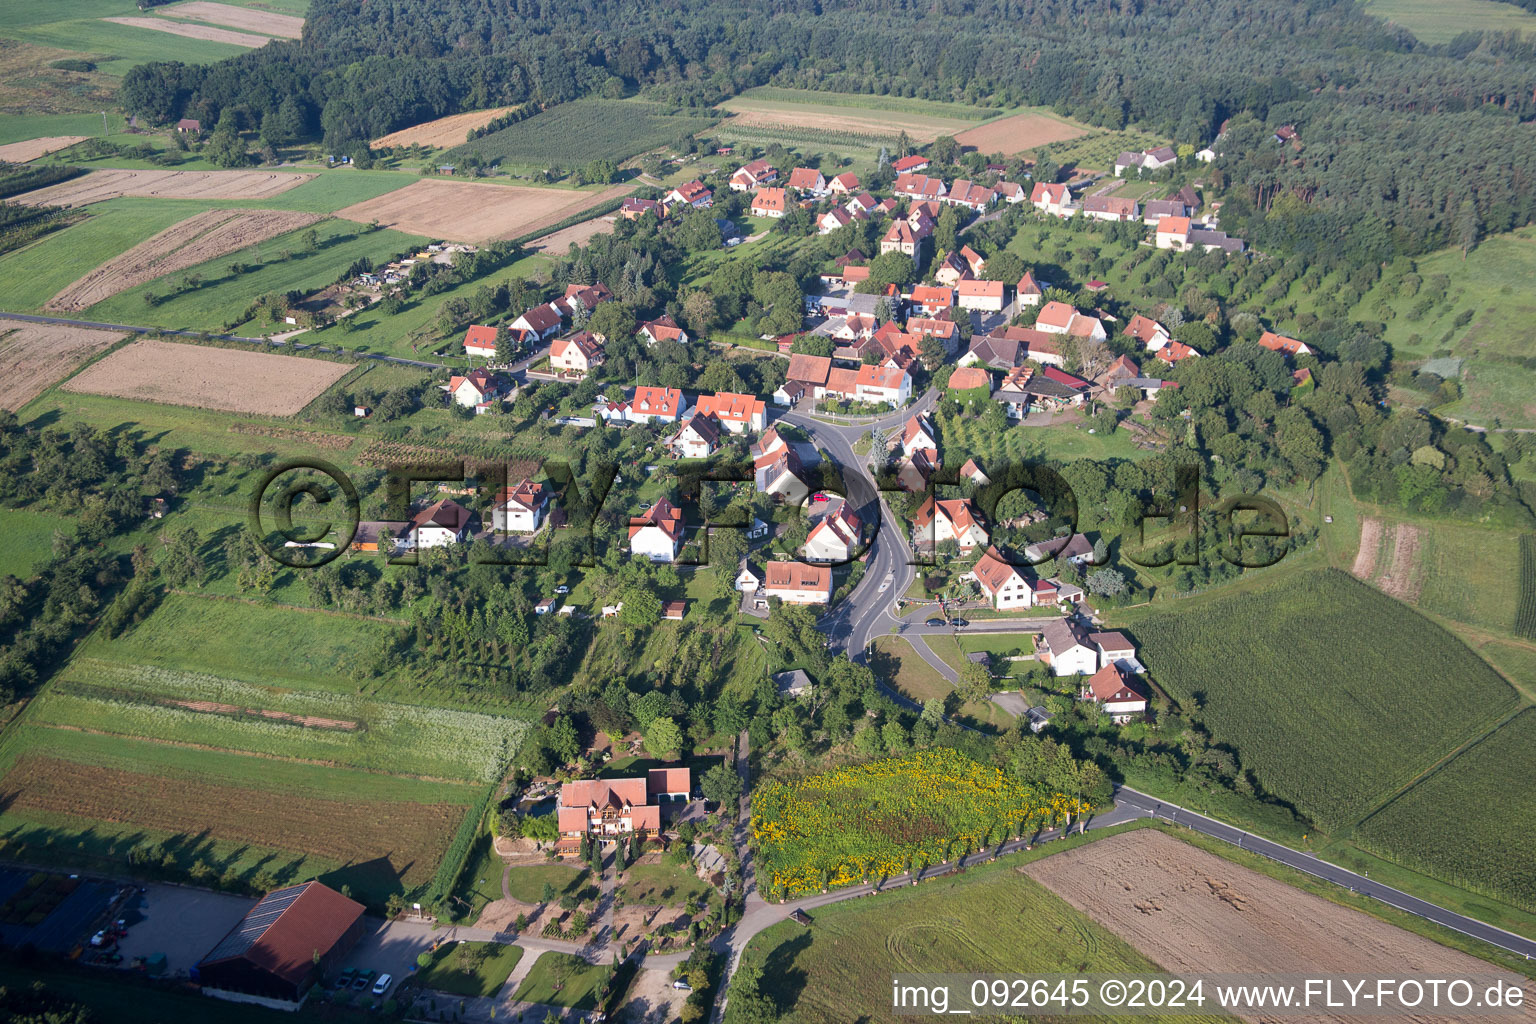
top-left (750, 750), bottom-right (1090, 899)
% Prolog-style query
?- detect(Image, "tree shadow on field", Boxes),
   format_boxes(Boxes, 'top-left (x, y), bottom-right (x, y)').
top-left (762, 929), bottom-right (811, 1015)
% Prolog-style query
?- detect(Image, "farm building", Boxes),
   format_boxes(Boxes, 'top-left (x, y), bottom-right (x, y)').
top-left (194, 881), bottom-right (364, 1010)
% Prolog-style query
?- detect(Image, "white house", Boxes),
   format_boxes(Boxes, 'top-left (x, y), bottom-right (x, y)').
top-left (804, 504), bottom-right (861, 563)
top-left (512, 302), bottom-right (565, 341)
top-left (900, 414), bottom-right (938, 458)
top-left (693, 392), bottom-right (766, 433)
top-left (492, 479), bottom-right (550, 534)
top-left (613, 385), bottom-right (687, 425)
top-left (550, 331), bottom-right (603, 374)
top-left (1030, 182), bottom-right (1073, 217)
top-left (629, 498), bottom-right (685, 562)
top-left (1089, 630), bottom-right (1144, 673)
top-left (730, 159), bottom-right (777, 192)
top-left (639, 316), bottom-right (688, 346)
top-left (763, 561), bottom-right (832, 605)
top-left (1036, 618), bottom-right (1099, 676)
top-left (675, 412), bottom-right (721, 458)
top-left (1024, 533), bottom-right (1097, 567)
top-left (1082, 662), bottom-right (1148, 722)
top-left (955, 279), bottom-right (1005, 312)
top-left (1034, 301), bottom-right (1107, 342)
top-left (447, 370), bottom-right (501, 410)
top-left (785, 167), bottom-right (827, 195)
top-left (970, 547), bottom-right (1032, 610)
top-left (407, 499), bottom-right (472, 549)
top-left (913, 496), bottom-right (988, 552)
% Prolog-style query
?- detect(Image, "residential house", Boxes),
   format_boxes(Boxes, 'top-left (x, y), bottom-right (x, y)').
top-left (512, 302), bottom-right (565, 341)
top-left (1154, 216), bottom-right (1193, 250)
top-left (447, 369), bottom-right (503, 410)
top-left (176, 118), bottom-right (202, 134)
top-left (1025, 532), bottom-right (1097, 566)
top-left (1155, 340), bottom-right (1201, 364)
top-left (829, 171), bottom-right (860, 194)
top-left (560, 282), bottom-right (613, 319)
top-left (666, 180), bottom-right (713, 209)
top-left (959, 327), bottom-right (1063, 370)
top-left (818, 207), bottom-right (855, 234)
top-left (995, 181), bottom-right (1026, 204)
top-left (1258, 331), bottom-right (1313, 357)
top-left (694, 391), bottom-right (766, 433)
top-left (463, 324), bottom-right (502, 359)
top-left (751, 187), bottom-right (789, 218)
top-left (804, 503), bottom-right (861, 562)
top-left (909, 285), bottom-right (954, 316)
top-left (1089, 630), bottom-right (1143, 673)
top-left (880, 218), bottom-right (927, 257)
top-left (639, 316), bottom-right (688, 346)
top-left (620, 197), bottom-right (663, 220)
top-left (785, 353), bottom-right (833, 391)
top-left (1123, 314), bottom-right (1171, 351)
top-left (730, 159), bottom-right (778, 192)
top-left (1081, 663), bottom-right (1148, 722)
top-left (971, 547), bottom-right (1032, 610)
top-left (1015, 270), bottom-right (1043, 307)
top-left (629, 498), bottom-right (685, 561)
top-left (1035, 301), bottom-right (1106, 341)
top-left (901, 414), bottom-right (938, 458)
top-left (675, 412), bottom-right (722, 458)
top-left (1187, 227), bottom-right (1245, 253)
top-left (837, 364), bottom-right (910, 407)
top-left (550, 331), bottom-right (604, 374)
top-left (846, 192), bottom-right (880, 217)
top-left (772, 669), bottom-right (813, 698)
top-left (408, 499), bottom-right (473, 549)
top-left (1142, 198), bottom-right (1189, 224)
top-left (894, 172), bottom-right (947, 201)
top-left (1080, 195), bottom-right (1140, 222)
top-left (934, 249), bottom-right (971, 287)
top-left (1030, 182), bottom-right (1073, 217)
top-left (946, 179), bottom-right (995, 211)
top-left (956, 279), bottom-right (1005, 312)
top-left (555, 769), bottom-right (690, 847)
top-left (752, 429), bottom-right (808, 503)
top-left (1113, 147), bottom-right (1177, 175)
top-left (1036, 618), bottom-right (1099, 676)
top-left (891, 154), bottom-right (930, 173)
top-left (620, 385), bottom-right (688, 425)
top-left (785, 167), bottom-right (827, 195)
top-left (948, 366), bottom-right (992, 394)
top-left (492, 479), bottom-right (551, 534)
top-left (907, 316), bottom-right (958, 351)
top-left (914, 496), bottom-right (988, 551)
top-left (960, 458), bottom-right (989, 486)
top-left (960, 245), bottom-right (987, 276)
top-left (763, 561), bottom-right (833, 604)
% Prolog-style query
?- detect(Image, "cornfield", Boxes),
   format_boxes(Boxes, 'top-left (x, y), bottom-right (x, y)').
top-left (1515, 535), bottom-right (1536, 638)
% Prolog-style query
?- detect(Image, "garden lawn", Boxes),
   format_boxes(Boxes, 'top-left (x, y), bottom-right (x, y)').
top-left (502, 863), bottom-right (587, 903)
top-left (726, 828), bottom-right (1225, 1024)
top-left (1126, 568), bottom-right (1520, 832)
top-left (510, 952), bottom-right (612, 1010)
top-left (416, 941), bottom-right (524, 997)
top-left (618, 860), bottom-right (710, 907)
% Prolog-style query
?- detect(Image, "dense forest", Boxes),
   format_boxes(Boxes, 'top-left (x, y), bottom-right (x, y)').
top-left (116, 0), bottom-right (1536, 263)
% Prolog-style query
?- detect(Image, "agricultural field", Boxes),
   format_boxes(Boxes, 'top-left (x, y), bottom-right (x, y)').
top-left (0, 0), bottom-right (253, 77)
top-left (1041, 127), bottom-right (1167, 173)
top-left (1362, 0), bottom-right (1536, 42)
top-left (729, 827), bottom-right (1226, 1024)
top-left (336, 178), bottom-right (629, 244)
top-left (0, 724), bottom-right (481, 900)
top-left (154, 1), bottom-right (304, 38)
top-left (0, 319), bottom-right (124, 410)
top-left (442, 99), bottom-right (720, 169)
top-left (0, 136), bottom-right (88, 162)
top-left (46, 208), bottom-right (323, 310)
top-left (0, 508), bottom-right (59, 577)
top-left (1401, 520), bottom-right (1527, 636)
top-left (1026, 828), bottom-right (1514, 1019)
top-left (1519, 536), bottom-right (1536, 639)
top-left (953, 108), bottom-right (1094, 156)
top-left (370, 105), bottom-right (524, 150)
top-left (1126, 568), bottom-right (1520, 831)
top-left (718, 88), bottom-right (992, 151)
top-left (100, 16), bottom-right (271, 48)
top-left (1356, 709), bottom-right (1536, 910)
top-left (10, 168), bottom-right (315, 206)
top-left (63, 338), bottom-right (353, 415)
top-left (750, 750), bottom-right (1089, 899)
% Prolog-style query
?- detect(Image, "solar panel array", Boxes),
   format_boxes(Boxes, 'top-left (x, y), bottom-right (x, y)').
top-left (200, 882), bottom-right (310, 964)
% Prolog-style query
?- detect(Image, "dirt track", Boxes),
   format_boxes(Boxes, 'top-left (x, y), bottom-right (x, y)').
top-left (101, 15), bottom-right (270, 48)
top-left (370, 105), bottom-right (522, 150)
top-left (337, 178), bottom-right (630, 243)
top-left (47, 209), bottom-right (322, 312)
top-left (63, 338), bottom-right (353, 416)
top-left (165, 1), bottom-right (303, 38)
top-left (1352, 516), bottom-right (1383, 580)
top-left (0, 319), bottom-right (125, 411)
top-left (0, 136), bottom-right (87, 163)
top-left (10, 168), bottom-right (314, 207)
top-left (955, 111), bottom-right (1093, 155)
top-left (1026, 830), bottom-right (1522, 1024)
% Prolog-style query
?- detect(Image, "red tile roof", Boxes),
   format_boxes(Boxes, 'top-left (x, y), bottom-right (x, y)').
top-left (199, 882), bottom-right (363, 988)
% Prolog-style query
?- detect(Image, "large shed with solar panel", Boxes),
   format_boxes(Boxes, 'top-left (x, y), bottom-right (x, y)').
top-left (193, 881), bottom-right (365, 1009)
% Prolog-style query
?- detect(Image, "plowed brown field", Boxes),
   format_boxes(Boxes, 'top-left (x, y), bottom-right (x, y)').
top-left (0, 319), bottom-right (125, 411)
top-left (165, 2), bottom-right (303, 38)
top-left (954, 110), bottom-right (1092, 155)
top-left (337, 178), bottom-right (629, 243)
top-left (101, 15), bottom-right (270, 47)
top-left (371, 106), bottom-right (523, 150)
top-left (63, 339), bottom-right (352, 415)
top-left (1026, 829), bottom-right (1525, 1024)
top-left (0, 136), bottom-right (88, 163)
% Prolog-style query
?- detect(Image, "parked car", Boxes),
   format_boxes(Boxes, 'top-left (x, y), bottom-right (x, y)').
top-left (335, 968), bottom-right (355, 990)
top-left (372, 973), bottom-right (393, 996)
top-left (673, 979), bottom-right (692, 991)
top-left (352, 969), bottom-right (375, 991)
top-left (555, 585), bottom-right (570, 594)
top-left (951, 618), bottom-right (968, 627)
top-left (925, 618), bottom-right (944, 627)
